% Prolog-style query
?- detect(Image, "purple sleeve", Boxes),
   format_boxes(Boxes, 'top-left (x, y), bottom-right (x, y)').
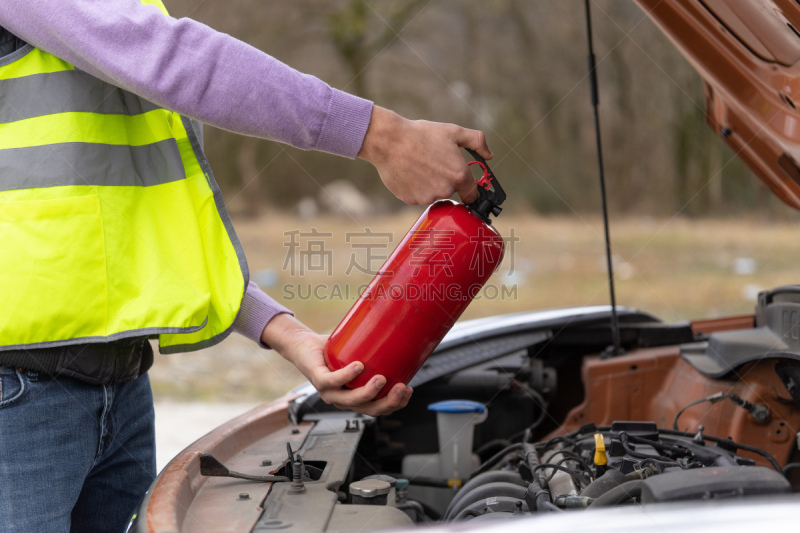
top-left (0, 0), bottom-right (373, 158)
top-left (235, 282), bottom-right (293, 349)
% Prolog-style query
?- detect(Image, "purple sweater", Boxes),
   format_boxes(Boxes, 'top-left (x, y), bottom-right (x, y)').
top-left (0, 0), bottom-right (374, 347)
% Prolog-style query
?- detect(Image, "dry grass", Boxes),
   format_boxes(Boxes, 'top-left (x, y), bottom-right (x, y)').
top-left (150, 209), bottom-right (800, 402)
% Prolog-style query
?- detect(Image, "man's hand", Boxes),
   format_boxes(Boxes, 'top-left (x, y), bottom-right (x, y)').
top-left (261, 313), bottom-right (412, 417)
top-left (358, 106), bottom-right (493, 205)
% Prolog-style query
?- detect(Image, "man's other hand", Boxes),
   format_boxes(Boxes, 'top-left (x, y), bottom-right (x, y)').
top-left (261, 313), bottom-right (412, 417)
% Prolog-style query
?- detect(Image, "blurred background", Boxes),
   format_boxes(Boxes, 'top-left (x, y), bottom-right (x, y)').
top-left (167, 0), bottom-right (786, 217)
top-left (153, 0), bottom-right (800, 467)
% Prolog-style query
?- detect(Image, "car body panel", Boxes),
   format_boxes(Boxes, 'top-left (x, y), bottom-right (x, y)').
top-left (634, 0), bottom-right (800, 209)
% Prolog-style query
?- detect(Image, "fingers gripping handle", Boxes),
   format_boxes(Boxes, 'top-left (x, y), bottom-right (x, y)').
top-left (464, 148), bottom-right (506, 222)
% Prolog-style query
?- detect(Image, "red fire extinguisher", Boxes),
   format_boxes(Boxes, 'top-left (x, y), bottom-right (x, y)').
top-left (324, 149), bottom-right (507, 399)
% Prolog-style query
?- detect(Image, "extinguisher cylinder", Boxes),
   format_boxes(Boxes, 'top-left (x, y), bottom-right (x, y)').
top-left (324, 200), bottom-right (505, 399)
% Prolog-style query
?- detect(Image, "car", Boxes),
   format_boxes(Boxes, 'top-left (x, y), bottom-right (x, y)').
top-left (133, 1), bottom-right (800, 531)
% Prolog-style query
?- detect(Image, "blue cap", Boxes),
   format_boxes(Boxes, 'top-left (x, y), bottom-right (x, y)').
top-left (428, 400), bottom-right (486, 414)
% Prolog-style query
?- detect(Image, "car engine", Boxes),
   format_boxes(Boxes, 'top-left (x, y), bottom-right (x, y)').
top-left (138, 290), bottom-right (800, 532)
top-left (244, 289), bottom-right (800, 530)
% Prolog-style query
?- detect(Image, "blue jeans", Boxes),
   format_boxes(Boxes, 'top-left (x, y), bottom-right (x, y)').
top-left (0, 366), bottom-right (156, 532)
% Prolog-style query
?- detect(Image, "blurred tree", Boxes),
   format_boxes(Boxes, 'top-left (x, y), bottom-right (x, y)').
top-left (327, 0), bottom-right (429, 99)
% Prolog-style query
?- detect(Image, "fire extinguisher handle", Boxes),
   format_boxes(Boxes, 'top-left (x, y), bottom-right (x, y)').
top-left (464, 148), bottom-right (490, 171)
top-left (464, 148), bottom-right (506, 221)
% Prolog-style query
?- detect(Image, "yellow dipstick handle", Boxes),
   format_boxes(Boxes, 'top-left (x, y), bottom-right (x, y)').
top-left (594, 433), bottom-right (607, 466)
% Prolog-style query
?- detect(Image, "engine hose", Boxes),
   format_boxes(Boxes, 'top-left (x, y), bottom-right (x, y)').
top-left (658, 428), bottom-right (783, 473)
top-left (619, 433), bottom-right (680, 466)
top-left (522, 440), bottom-right (540, 470)
top-left (588, 480), bottom-right (645, 507)
top-left (580, 468), bottom-right (630, 499)
top-left (475, 439), bottom-right (511, 461)
top-left (445, 482), bottom-right (529, 521)
top-left (397, 499), bottom-right (441, 522)
top-left (416, 499), bottom-right (442, 521)
top-left (783, 463), bottom-right (800, 476)
top-left (453, 496), bottom-right (530, 520)
top-left (521, 430), bottom-right (557, 512)
top-left (515, 382), bottom-right (548, 431)
top-left (554, 495), bottom-right (595, 509)
top-left (396, 501), bottom-right (433, 524)
top-left (444, 470), bottom-right (527, 519)
top-left (538, 500), bottom-right (564, 512)
top-left (525, 480), bottom-right (558, 512)
top-left (468, 442), bottom-right (523, 479)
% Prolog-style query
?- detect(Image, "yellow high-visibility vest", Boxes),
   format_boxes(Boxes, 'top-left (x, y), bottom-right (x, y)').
top-left (0, 0), bottom-right (248, 353)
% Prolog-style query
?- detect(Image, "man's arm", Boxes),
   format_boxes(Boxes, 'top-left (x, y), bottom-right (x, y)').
top-left (1, 0), bottom-right (492, 415)
top-left (0, 0), bottom-right (492, 202)
top-left (0, 0), bottom-right (371, 157)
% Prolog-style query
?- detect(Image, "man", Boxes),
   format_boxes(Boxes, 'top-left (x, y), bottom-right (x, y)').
top-left (0, 1), bottom-right (493, 531)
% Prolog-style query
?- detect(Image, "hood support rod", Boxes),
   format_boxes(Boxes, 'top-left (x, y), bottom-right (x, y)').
top-left (584, 0), bottom-right (622, 356)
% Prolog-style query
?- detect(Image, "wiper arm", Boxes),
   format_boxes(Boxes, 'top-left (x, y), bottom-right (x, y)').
top-left (199, 453), bottom-right (290, 483)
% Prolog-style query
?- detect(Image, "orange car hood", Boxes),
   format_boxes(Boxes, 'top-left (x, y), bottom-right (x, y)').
top-left (635, 0), bottom-right (800, 209)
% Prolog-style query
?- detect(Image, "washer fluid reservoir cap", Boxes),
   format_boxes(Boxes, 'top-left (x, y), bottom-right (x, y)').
top-left (428, 400), bottom-right (486, 414)
top-left (364, 474), bottom-right (397, 488)
top-left (350, 479), bottom-right (391, 498)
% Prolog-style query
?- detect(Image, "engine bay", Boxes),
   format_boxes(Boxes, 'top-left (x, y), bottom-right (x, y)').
top-left (140, 288), bottom-right (800, 532)
top-left (240, 287), bottom-right (800, 530)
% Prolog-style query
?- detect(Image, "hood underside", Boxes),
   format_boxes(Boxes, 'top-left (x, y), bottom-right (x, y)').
top-left (635, 0), bottom-right (800, 210)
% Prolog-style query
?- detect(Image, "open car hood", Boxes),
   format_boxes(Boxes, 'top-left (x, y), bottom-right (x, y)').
top-left (635, 0), bottom-right (800, 210)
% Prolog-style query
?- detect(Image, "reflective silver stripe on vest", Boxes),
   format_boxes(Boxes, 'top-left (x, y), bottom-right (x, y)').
top-left (0, 69), bottom-right (162, 124)
top-left (0, 140), bottom-right (186, 191)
